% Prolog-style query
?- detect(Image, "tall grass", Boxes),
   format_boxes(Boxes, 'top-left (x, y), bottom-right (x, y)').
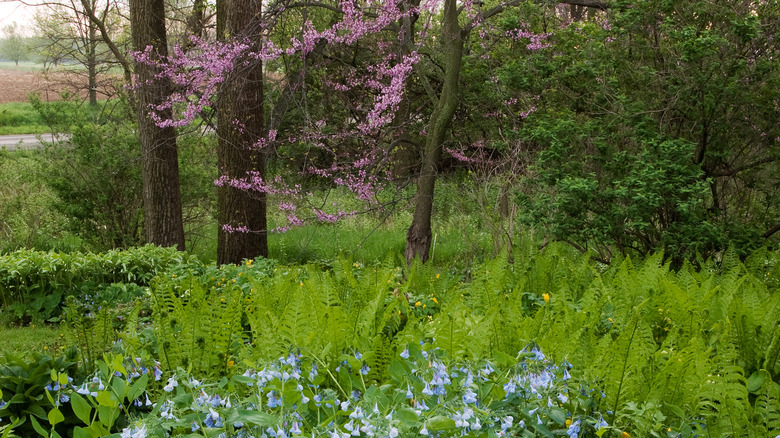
top-left (0, 101), bottom-right (49, 135)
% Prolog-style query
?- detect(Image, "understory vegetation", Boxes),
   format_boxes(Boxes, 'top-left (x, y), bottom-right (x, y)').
top-left (0, 244), bottom-right (778, 437)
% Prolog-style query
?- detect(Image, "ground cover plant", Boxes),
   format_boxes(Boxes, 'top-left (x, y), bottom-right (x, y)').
top-left (0, 246), bottom-right (199, 325)
top-left (0, 243), bottom-right (777, 437)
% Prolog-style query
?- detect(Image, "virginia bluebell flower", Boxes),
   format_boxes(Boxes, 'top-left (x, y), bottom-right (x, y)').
top-left (567, 419), bottom-right (581, 438)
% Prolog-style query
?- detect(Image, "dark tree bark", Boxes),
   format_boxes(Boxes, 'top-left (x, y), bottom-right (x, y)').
top-left (216, 0), bottom-right (268, 264)
top-left (404, 0), bottom-right (463, 264)
top-left (183, 0), bottom-right (208, 49)
top-left (130, 0), bottom-right (186, 250)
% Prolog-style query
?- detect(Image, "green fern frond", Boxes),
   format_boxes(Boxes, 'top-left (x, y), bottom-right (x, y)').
top-left (752, 370), bottom-right (780, 435)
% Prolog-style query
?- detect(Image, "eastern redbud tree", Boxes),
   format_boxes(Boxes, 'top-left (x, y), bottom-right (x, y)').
top-left (135, 0), bottom-right (598, 263)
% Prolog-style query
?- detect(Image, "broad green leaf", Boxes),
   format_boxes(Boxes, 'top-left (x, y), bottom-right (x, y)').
top-left (395, 407), bottom-right (420, 426)
top-left (548, 408), bottom-right (566, 425)
top-left (110, 355), bottom-right (127, 377)
top-left (534, 423), bottom-right (553, 438)
top-left (388, 359), bottom-right (411, 383)
top-left (70, 392), bottom-right (92, 425)
top-left (86, 422), bottom-right (111, 437)
top-left (30, 416), bottom-right (49, 438)
top-left (172, 393), bottom-right (194, 406)
top-left (746, 371), bottom-right (766, 393)
top-left (98, 405), bottom-right (118, 429)
top-left (427, 415), bottom-right (456, 431)
top-left (45, 388), bottom-right (54, 405)
top-left (232, 409), bottom-right (277, 427)
top-left (48, 407), bottom-right (65, 426)
top-left (111, 377), bottom-right (126, 400)
top-left (96, 390), bottom-right (117, 408)
top-left (231, 375), bottom-right (255, 386)
top-left (127, 373), bottom-right (149, 402)
top-left (73, 427), bottom-right (92, 438)
top-left (58, 373), bottom-right (69, 386)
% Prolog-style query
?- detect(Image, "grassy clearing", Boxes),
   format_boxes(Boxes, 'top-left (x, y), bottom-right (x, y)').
top-left (0, 101), bottom-right (49, 135)
top-left (0, 325), bottom-right (64, 361)
top-left (0, 61), bottom-right (46, 72)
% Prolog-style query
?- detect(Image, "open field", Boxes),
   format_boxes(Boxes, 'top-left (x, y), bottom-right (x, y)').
top-left (0, 62), bottom-right (117, 104)
top-left (0, 63), bottom-right (64, 103)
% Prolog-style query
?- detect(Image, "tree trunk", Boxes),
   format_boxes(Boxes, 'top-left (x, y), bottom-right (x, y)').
top-left (183, 0), bottom-right (207, 48)
top-left (216, 0), bottom-right (268, 264)
top-left (130, 0), bottom-right (186, 250)
top-left (404, 0), bottom-right (463, 264)
top-left (87, 20), bottom-right (98, 106)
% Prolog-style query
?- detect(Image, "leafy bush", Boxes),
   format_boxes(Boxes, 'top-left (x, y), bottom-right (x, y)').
top-left (522, 113), bottom-right (729, 264)
top-left (0, 351), bottom-right (78, 437)
top-left (28, 95), bottom-right (219, 253)
top-left (0, 150), bottom-right (70, 253)
top-left (0, 245), bottom-right (199, 324)
top-left (30, 96), bottom-right (147, 250)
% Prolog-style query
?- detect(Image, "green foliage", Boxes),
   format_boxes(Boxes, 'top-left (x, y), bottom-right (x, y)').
top-left (1, 243), bottom-right (776, 434)
top-left (0, 150), bottom-right (70, 253)
top-left (31, 96), bottom-right (145, 250)
top-left (526, 114), bottom-right (717, 263)
top-left (0, 351), bottom-right (78, 437)
top-left (0, 24), bottom-right (30, 66)
top-left (27, 95), bottom-right (218, 253)
top-left (0, 245), bottom-right (198, 324)
top-left (0, 102), bottom-right (49, 135)
top-left (454, 0), bottom-right (780, 263)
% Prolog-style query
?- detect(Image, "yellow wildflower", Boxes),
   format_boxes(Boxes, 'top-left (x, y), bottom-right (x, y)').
top-left (227, 360), bottom-right (235, 368)
top-left (543, 293), bottom-right (550, 304)
top-left (622, 432), bottom-right (630, 438)
top-left (432, 297), bottom-right (438, 304)
top-left (415, 301), bottom-right (421, 307)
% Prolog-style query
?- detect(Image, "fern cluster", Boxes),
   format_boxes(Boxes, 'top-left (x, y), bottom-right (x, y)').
top-left (77, 244), bottom-right (780, 434)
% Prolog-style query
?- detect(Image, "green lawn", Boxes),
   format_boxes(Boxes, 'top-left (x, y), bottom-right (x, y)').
top-left (0, 61), bottom-right (47, 72)
top-left (0, 101), bottom-right (50, 135)
top-left (0, 325), bottom-right (64, 362)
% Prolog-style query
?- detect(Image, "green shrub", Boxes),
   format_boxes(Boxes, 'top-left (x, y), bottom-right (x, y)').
top-left (0, 245), bottom-right (200, 324)
top-left (0, 351), bottom-right (79, 437)
top-left (0, 150), bottom-right (70, 253)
